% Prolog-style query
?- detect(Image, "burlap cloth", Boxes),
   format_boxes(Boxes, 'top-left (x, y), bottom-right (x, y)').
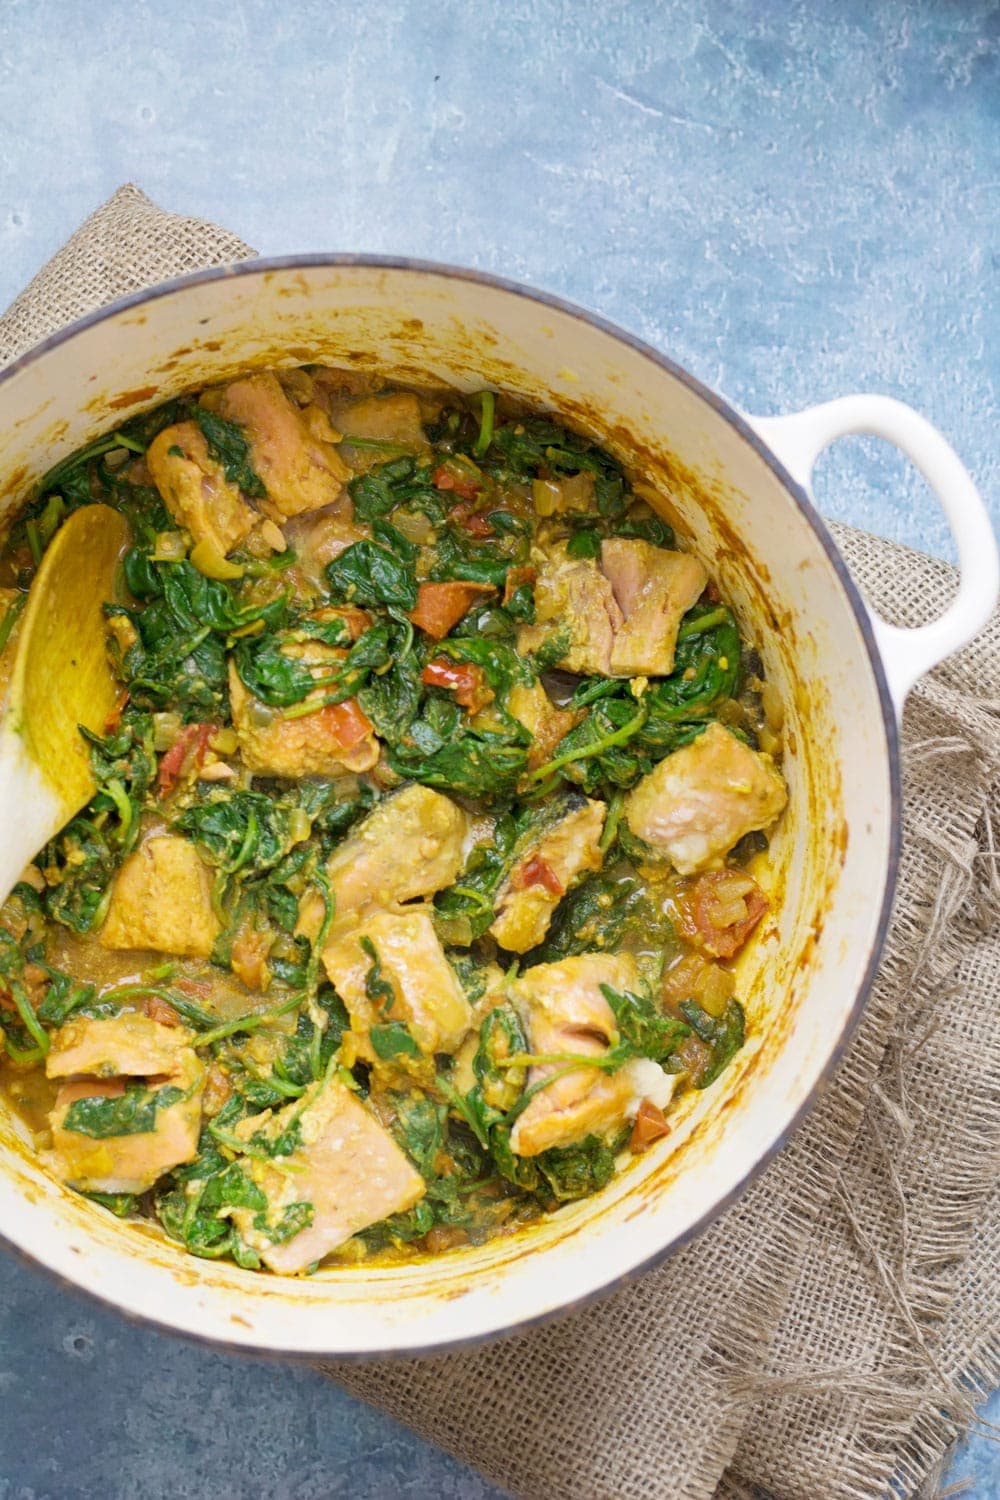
top-left (3, 186), bottom-right (997, 1500)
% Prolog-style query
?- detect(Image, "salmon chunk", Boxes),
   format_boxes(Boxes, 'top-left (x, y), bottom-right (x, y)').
top-left (229, 1078), bottom-right (425, 1273)
top-left (490, 794), bottom-right (606, 954)
top-left (219, 373), bottom-right (350, 519)
top-left (147, 421), bottom-right (257, 556)
top-left (45, 1014), bottom-right (204, 1193)
top-left (409, 581), bottom-right (495, 641)
top-left (324, 906), bottom-right (472, 1059)
top-left (624, 721), bottom-right (787, 874)
top-left (508, 953), bottom-right (644, 1156)
top-left (517, 546), bottom-right (623, 675)
top-left (47, 1012), bottom-right (195, 1080)
top-left (600, 538), bottom-right (707, 676)
top-left (228, 657), bottom-right (379, 780)
top-left (324, 785), bottom-right (470, 917)
top-left (98, 835), bottom-right (221, 958)
top-left (282, 499), bottom-right (369, 591)
top-left (332, 392), bottom-right (428, 473)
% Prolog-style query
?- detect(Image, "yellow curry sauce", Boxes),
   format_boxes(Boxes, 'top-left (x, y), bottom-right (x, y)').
top-left (0, 368), bottom-right (786, 1274)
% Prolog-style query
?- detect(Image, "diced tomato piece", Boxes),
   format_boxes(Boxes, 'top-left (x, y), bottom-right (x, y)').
top-left (203, 1063), bottom-right (233, 1117)
top-left (510, 855), bottom-right (564, 896)
top-left (629, 1098), bottom-right (670, 1152)
top-left (676, 870), bottom-right (769, 959)
top-left (318, 697), bottom-right (375, 750)
top-left (173, 977), bottom-right (211, 998)
top-left (433, 464), bottom-right (481, 502)
top-left (157, 722), bottom-right (214, 796)
top-left (104, 689), bottom-right (129, 735)
top-left (447, 498), bottom-right (494, 536)
top-left (142, 996), bottom-right (182, 1028)
top-left (503, 566), bottom-right (536, 606)
top-left (459, 509), bottom-right (494, 537)
top-left (408, 580), bottom-right (495, 640)
top-left (421, 658), bottom-right (494, 713)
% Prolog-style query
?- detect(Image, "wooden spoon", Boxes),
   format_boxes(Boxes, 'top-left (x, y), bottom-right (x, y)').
top-left (0, 503), bottom-right (130, 906)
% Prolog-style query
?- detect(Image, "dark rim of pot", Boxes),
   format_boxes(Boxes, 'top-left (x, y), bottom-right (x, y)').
top-left (0, 254), bottom-right (902, 1362)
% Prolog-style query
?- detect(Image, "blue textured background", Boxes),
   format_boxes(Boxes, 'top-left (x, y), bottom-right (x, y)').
top-left (0, 1), bottom-right (996, 1496)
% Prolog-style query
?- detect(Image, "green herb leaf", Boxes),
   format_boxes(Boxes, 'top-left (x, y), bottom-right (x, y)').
top-left (62, 1082), bottom-right (186, 1139)
top-left (348, 457), bottom-right (443, 523)
top-left (535, 1131), bottom-right (626, 1202)
top-left (678, 998), bottom-right (746, 1087)
top-left (193, 409), bottom-right (266, 499)
top-left (534, 868), bottom-right (676, 972)
top-left (175, 789), bottom-right (310, 877)
top-left (40, 710), bottom-right (155, 934)
top-left (253, 1200), bottom-right (314, 1245)
top-left (326, 538), bottom-right (418, 610)
top-left (369, 1022), bottom-right (420, 1059)
top-left (360, 935), bottom-right (396, 1015)
top-left (392, 1094), bottom-right (447, 1177)
top-left (600, 983), bottom-right (690, 1065)
top-left (566, 528), bottom-right (602, 560)
top-left (82, 1190), bottom-right (138, 1218)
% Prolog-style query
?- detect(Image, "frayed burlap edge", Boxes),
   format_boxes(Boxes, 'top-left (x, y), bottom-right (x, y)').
top-left (714, 536), bottom-right (1000, 1500)
top-left (0, 184), bottom-right (252, 366)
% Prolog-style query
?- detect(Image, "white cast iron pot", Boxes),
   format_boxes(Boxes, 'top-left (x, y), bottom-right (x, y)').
top-left (0, 259), bottom-right (995, 1357)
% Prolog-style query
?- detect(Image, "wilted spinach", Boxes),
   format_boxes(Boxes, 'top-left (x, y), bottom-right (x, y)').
top-left (534, 868), bottom-right (676, 965)
top-left (62, 1082), bottom-right (186, 1139)
top-left (348, 456), bottom-right (444, 524)
top-left (326, 530), bottom-right (418, 610)
top-left (39, 709), bottom-right (155, 934)
top-left (192, 409), bottom-right (266, 499)
top-left (678, 999), bottom-right (746, 1087)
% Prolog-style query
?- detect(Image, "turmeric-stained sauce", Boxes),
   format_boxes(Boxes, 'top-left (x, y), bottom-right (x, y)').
top-left (0, 368), bottom-right (786, 1274)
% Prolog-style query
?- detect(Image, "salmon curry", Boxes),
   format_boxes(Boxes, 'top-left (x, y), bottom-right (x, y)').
top-left (0, 369), bottom-right (787, 1275)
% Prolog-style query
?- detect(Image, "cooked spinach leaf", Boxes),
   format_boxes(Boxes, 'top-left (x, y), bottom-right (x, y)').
top-left (39, 710), bottom-right (155, 934)
top-left (254, 1200), bottom-right (314, 1246)
top-left (678, 999), bottom-right (746, 1087)
top-left (326, 536), bottom-right (418, 610)
top-left (535, 1131), bottom-right (627, 1203)
top-left (234, 619), bottom-right (391, 709)
top-left (370, 1022), bottom-right (420, 1060)
top-left (392, 1094), bottom-right (447, 1177)
top-left (600, 984), bottom-right (690, 1066)
top-left (484, 415), bottom-right (627, 518)
top-left (174, 789), bottom-right (310, 878)
top-left (192, 408), bottom-right (266, 499)
top-left (434, 810), bottom-right (519, 943)
top-left (534, 869), bottom-right (675, 965)
top-left (62, 1082), bottom-right (186, 1139)
top-left (348, 457), bottom-right (443, 523)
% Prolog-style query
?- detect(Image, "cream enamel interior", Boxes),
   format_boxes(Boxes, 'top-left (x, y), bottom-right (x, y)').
top-left (0, 262), bottom-right (895, 1354)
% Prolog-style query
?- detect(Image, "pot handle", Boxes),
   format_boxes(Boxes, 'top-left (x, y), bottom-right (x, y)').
top-left (750, 396), bottom-right (999, 716)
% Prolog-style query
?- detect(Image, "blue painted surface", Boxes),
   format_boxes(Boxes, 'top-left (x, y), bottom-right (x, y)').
top-left (0, 1), bottom-right (996, 1495)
